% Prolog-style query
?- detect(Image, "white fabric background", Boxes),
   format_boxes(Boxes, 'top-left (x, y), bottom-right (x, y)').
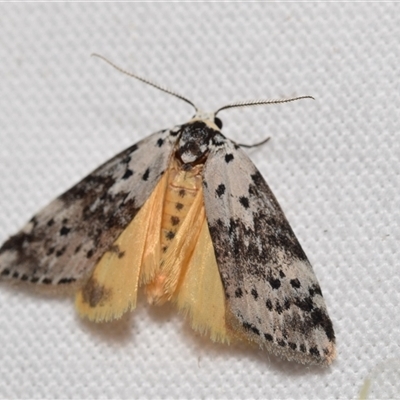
top-left (0, 3), bottom-right (399, 399)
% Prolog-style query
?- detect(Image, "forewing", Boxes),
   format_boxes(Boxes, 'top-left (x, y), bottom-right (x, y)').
top-left (203, 135), bottom-right (335, 365)
top-left (0, 129), bottom-right (177, 285)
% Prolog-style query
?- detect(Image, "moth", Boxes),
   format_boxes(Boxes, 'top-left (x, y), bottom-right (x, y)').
top-left (0, 55), bottom-right (335, 365)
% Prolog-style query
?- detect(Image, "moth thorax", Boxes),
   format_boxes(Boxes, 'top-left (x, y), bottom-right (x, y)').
top-left (177, 121), bottom-right (216, 164)
top-left (145, 158), bottom-right (204, 305)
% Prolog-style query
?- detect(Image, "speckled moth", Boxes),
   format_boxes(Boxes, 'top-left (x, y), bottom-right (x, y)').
top-left (0, 55), bottom-right (335, 365)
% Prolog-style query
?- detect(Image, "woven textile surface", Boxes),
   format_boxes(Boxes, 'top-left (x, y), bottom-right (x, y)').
top-left (0, 4), bottom-right (399, 399)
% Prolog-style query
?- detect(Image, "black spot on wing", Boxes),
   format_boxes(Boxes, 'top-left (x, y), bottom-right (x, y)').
top-left (225, 154), bottom-right (234, 163)
top-left (81, 277), bottom-right (111, 307)
top-left (239, 196), bottom-right (250, 209)
top-left (122, 169), bottom-right (133, 180)
top-left (55, 247), bottom-right (66, 257)
top-left (264, 333), bottom-right (273, 342)
top-left (165, 231), bottom-right (175, 240)
top-left (170, 216), bottom-right (180, 226)
top-left (309, 347), bottom-right (320, 357)
top-left (58, 277), bottom-right (76, 284)
top-left (290, 278), bottom-right (301, 289)
top-left (142, 168), bottom-right (150, 181)
top-left (59, 226), bottom-right (71, 236)
top-left (216, 184), bottom-right (225, 197)
top-left (288, 342), bottom-right (297, 350)
top-left (243, 322), bottom-right (260, 336)
top-left (268, 277), bottom-right (281, 290)
top-left (309, 284), bottom-right (322, 297)
top-left (235, 288), bottom-right (243, 298)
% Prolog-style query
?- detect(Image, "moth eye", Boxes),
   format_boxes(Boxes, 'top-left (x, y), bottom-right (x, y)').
top-left (214, 117), bottom-right (223, 129)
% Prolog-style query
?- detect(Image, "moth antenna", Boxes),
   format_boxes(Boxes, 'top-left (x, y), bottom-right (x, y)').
top-left (238, 136), bottom-right (270, 149)
top-left (215, 96), bottom-right (315, 115)
top-left (92, 53), bottom-right (198, 112)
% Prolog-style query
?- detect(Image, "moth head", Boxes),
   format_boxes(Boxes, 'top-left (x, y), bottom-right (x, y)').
top-left (190, 111), bottom-right (223, 131)
top-left (177, 120), bottom-right (218, 164)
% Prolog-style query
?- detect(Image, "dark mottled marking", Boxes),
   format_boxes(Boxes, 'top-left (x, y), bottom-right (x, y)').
top-left (268, 277), bottom-right (281, 289)
top-left (86, 249), bottom-right (94, 258)
top-left (310, 347), bottom-right (320, 357)
top-left (300, 344), bottom-right (306, 353)
top-left (175, 202), bottom-right (184, 211)
top-left (12, 272), bottom-right (19, 278)
top-left (295, 296), bottom-right (314, 312)
top-left (170, 216), bottom-right (180, 226)
top-left (1, 269), bottom-right (10, 276)
top-left (29, 216), bottom-right (38, 227)
top-left (58, 277), bottom-right (76, 284)
top-left (290, 278), bottom-right (301, 289)
top-left (216, 183), bottom-right (225, 197)
top-left (31, 277), bottom-right (39, 283)
top-left (277, 339), bottom-right (286, 347)
top-left (264, 333), bottom-right (273, 342)
top-left (108, 245), bottom-right (126, 259)
top-left (122, 155), bottom-right (131, 164)
top-left (20, 274), bottom-right (28, 281)
top-left (284, 298), bottom-right (291, 310)
top-left (81, 277), bottom-right (111, 308)
top-left (130, 144), bottom-right (138, 153)
top-left (42, 278), bottom-right (52, 285)
top-left (309, 284), bottom-right (322, 297)
top-left (162, 246), bottom-right (168, 253)
top-left (251, 171), bottom-right (263, 186)
top-left (225, 153), bottom-right (234, 163)
top-left (157, 138), bottom-right (164, 147)
top-left (251, 288), bottom-right (258, 300)
top-left (279, 270), bottom-right (286, 278)
top-left (179, 189), bottom-right (186, 198)
top-left (288, 342), bottom-right (297, 350)
top-left (239, 196), bottom-right (250, 209)
top-left (165, 231), bottom-right (175, 240)
top-left (235, 287), bottom-right (243, 298)
top-left (59, 226), bottom-right (71, 236)
top-left (311, 308), bottom-right (335, 341)
top-left (243, 322), bottom-right (260, 336)
top-left (142, 168), bottom-right (150, 181)
top-left (47, 218), bottom-right (54, 227)
top-left (56, 247), bottom-right (66, 257)
top-left (47, 247), bottom-right (55, 256)
top-left (275, 301), bottom-right (283, 314)
top-left (266, 299), bottom-right (273, 311)
top-left (122, 169), bottom-right (133, 180)
top-left (74, 245), bottom-right (82, 254)
top-left (62, 218), bottom-right (68, 224)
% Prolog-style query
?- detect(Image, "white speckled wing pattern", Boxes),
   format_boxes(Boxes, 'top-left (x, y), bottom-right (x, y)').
top-left (0, 129), bottom-right (177, 285)
top-left (203, 134), bottom-right (336, 365)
